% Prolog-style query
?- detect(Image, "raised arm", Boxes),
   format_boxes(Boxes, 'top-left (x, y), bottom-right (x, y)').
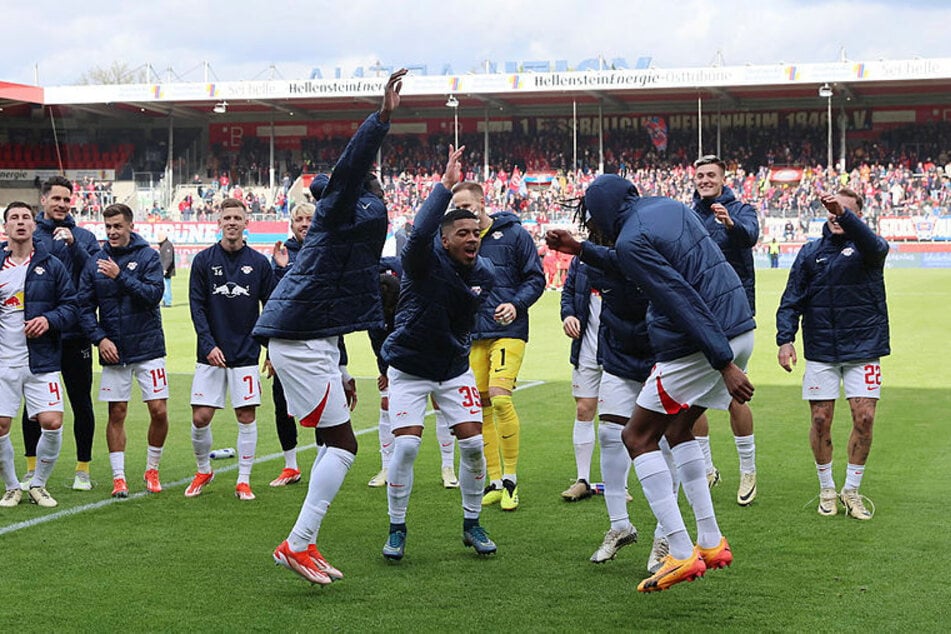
top-left (319, 69), bottom-right (408, 225)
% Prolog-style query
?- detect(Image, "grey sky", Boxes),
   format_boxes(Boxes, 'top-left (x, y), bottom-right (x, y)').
top-left (3, 0), bottom-right (949, 87)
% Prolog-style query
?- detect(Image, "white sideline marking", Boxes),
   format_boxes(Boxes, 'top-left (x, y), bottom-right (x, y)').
top-left (0, 379), bottom-right (545, 537)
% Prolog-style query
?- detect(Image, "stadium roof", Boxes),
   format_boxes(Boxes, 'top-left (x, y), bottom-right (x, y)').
top-left (3, 57), bottom-right (951, 124)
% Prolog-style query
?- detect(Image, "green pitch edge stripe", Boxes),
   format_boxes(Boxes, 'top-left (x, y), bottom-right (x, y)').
top-left (0, 379), bottom-right (545, 537)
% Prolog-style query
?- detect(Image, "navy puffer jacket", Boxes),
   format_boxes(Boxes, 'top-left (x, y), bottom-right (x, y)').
top-left (79, 232), bottom-right (165, 365)
top-left (382, 184), bottom-right (495, 381)
top-left (271, 236), bottom-right (301, 280)
top-left (1, 239), bottom-right (78, 373)
top-left (471, 211), bottom-right (544, 342)
top-left (776, 211), bottom-right (890, 362)
top-left (585, 265), bottom-right (654, 382)
top-left (254, 112), bottom-right (390, 341)
top-left (560, 257), bottom-right (599, 369)
top-left (577, 243), bottom-right (653, 382)
top-left (692, 186), bottom-right (759, 314)
top-left (34, 212), bottom-right (101, 341)
top-left (583, 174), bottom-right (754, 371)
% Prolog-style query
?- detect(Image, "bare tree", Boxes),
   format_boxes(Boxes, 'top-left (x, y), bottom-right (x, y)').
top-left (78, 61), bottom-right (149, 85)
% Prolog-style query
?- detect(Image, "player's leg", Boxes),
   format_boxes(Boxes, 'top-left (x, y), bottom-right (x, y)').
top-left (29, 409), bottom-right (63, 507)
top-left (691, 413), bottom-right (719, 488)
top-left (137, 359), bottom-right (170, 494)
top-left (61, 340), bottom-right (96, 491)
top-left (234, 405), bottom-right (259, 500)
top-left (186, 363), bottom-right (225, 497)
top-left (368, 382), bottom-right (392, 487)
top-left (0, 416), bottom-right (22, 507)
top-left (18, 409), bottom-right (39, 489)
top-left (229, 366), bottom-right (263, 500)
top-left (590, 373), bottom-right (640, 562)
top-left (489, 338), bottom-right (526, 511)
top-left (626, 405), bottom-right (706, 592)
top-left (839, 361), bottom-right (881, 520)
top-left (846, 397), bottom-right (876, 473)
top-left (811, 402), bottom-right (837, 464)
top-left (433, 398), bottom-right (458, 488)
top-left (106, 401), bottom-right (130, 498)
top-left (563, 364), bottom-right (599, 501)
top-left (270, 373), bottom-right (302, 487)
top-left (1, 369), bottom-right (27, 496)
top-left (632, 339), bottom-right (754, 592)
top-left (804, 359), bottom-right (843, 516)
top-left (470, 340), bottom-right (500, 503)
top-left (19, 371), bottom-right (65, 506)
top-left (680, 334), bottom-right (753, 563)
top-left (730, 399), bottom-right (757, 505)
top-left (728, 337), bottom-right (757, 503)
top-left (647, 436), bottom-right (677, 574)
top-left (665, 406), bottom-right (726, 552)
top-left (591, 418), bottom-right (637, 562)
top-left (382, 368), bottom-right (429, 560)
top-left (434, 370), bottom-right (495, 555)
top-left (270, 337), bottom-right (352, 583)
top-left (840, 396), bottom-right (876, 519)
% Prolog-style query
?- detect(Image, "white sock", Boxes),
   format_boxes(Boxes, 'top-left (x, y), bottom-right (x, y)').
top-left (816, 461), bottom-right (835, 489)
top-left (735, 434), bottom-right (756, 474)
top-left (146, 445), bottom-right (163, 470)
top-left (109, 450), bottom-right (125, 480)
top-left (502, 473), bottom-right (517, 486)
top-left (387, 435), bottom-right (421, 524)
top-left (0, 433), bottom-right (19, 490)
top-left (288, 447), bottom-right (355, 551)
top-left (34, 428), bottom-right (62, 487)
top-left (634, 450), bottom-right (692, 560)
top-left (598, 422), bottom-right (631, 530)
top-left (435, 410), bottom-right (455, 469)
top-left (844, 463), bottom-right (865, 491)
top-left (695, 435), bottom-right (716, 474)
top-left (237, 421), bottom-right (257, 484)
top-left (573, 419), bottom-right (596, 482)
top-left (659, 435), bottom-right (679, 495)
top-left (191, 424), bottom-right (212, 473)
top-left (458, 435), bottom-right (485, 520)
top-left (672, 440), bottom-right (721, 550)
top-left (378, 409), bottom-right (394, 470)
top-left (284, 449), bottom-right (298, 471)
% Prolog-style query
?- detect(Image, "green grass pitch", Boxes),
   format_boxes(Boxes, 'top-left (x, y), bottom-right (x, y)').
top-left (1, 268), bottom-right (949, 632)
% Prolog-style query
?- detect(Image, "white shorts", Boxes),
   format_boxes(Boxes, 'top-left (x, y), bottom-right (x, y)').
top-left (802, 359), bottom-right (882, 400)
top-left (190, 364), bottom-right (262, 409)
top-left (572, 364), bottom-right (602, 399)
top-left (99, 358), bottom-right (169, 402)
top-left (386, 367), bottom-right (481, 431)
top-left (268, 337), bottom-right (350, 428)
top-left (0, 367), bottom-right (64, 418)
top-left (598, 371), bottom-right (643, 419)
top-left (637, 331), bottom-right (755, 414)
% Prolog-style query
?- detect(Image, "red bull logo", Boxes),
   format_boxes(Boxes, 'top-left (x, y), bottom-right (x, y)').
top-left (3, 295), bottom-right (21, 308)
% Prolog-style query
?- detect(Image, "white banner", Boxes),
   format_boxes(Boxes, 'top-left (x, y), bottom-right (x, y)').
top-left (0, 168), bottom-right (116, 182)
top-left (43, 58), bottom-right (951, 105)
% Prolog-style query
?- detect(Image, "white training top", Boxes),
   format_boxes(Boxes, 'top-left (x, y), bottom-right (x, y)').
top-left (578, 289), bottom-right (602, 369)
top-left (0, 254), bottom-right (31, 367)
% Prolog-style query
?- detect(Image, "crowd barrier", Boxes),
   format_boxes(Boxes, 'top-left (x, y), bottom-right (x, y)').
top-left (76, 220), bottom-right (951, 270)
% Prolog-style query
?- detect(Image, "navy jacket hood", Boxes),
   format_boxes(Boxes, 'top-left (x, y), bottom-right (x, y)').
top-left (584, 174), bottom-right (639, 242)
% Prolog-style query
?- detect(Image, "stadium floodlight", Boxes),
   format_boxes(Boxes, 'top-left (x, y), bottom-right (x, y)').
top-left (445, 95), bottom-right (459, 150)
top-left (212, 101), bottom-right (228, 114)
top-left (818, 84), bottom-right (833, 171)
